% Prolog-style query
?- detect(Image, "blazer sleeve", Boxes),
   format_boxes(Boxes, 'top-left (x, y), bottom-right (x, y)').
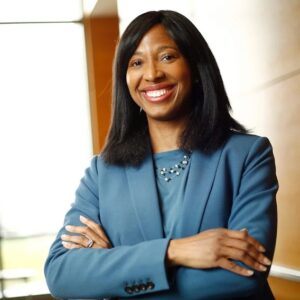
top-left (173, 137), bottom-right (278, 299)
top-left (44, 156), bottom-right (170, 299)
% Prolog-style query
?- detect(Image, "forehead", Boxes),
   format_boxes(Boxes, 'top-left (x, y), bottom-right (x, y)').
top-left (134, 24), bottom-right (178, 52)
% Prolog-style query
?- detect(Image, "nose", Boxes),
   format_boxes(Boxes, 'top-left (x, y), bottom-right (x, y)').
top-left (143, 61), bottom-right (165, 82)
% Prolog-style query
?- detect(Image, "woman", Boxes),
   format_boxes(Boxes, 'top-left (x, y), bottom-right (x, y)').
top-left (45, 10), bottom-right (278, 300)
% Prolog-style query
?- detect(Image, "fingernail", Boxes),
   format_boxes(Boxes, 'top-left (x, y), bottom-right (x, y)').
top-left (259, 245), bottom-right (266, 252)
top-left (62, 241), bottom-right (68, 246)
top-left (80, 215), bottom-right (87, 222)
top-left (65, 225), bottom-right (72, 231)
top-left (247, 270), bottom-right (254, 276)
top-left (259, 265), bottom-right (267, 271)
top-left (61, 234), bottom-right (67, 239)
top-left (263, 257), bottom-right (272, 265)
top-left (240, 228), bottom-right (248, 232)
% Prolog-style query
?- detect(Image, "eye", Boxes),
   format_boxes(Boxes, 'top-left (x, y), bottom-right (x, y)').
top-left (161, 53), bottom-right (176, 62)
top-left (129, 59), bottom-right (142, 68)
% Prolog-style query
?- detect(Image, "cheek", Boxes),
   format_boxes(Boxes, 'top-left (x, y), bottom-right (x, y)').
top-left (126, 72), bottom-right (131, 91)
top-left (172, 62), bottom-right (192, 92)
top-left (181, 68), bottom-right (192, 93)
top-left (126, 72), bottom-right (137, 95)
top-left (126, 72), bottom-right (140, 105)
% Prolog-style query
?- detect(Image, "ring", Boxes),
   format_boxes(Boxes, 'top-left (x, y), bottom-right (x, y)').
top-left (87, 238), bottom-right (94, 248)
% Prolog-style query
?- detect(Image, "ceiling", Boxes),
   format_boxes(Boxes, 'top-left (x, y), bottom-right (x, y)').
top-left (90, 0), bottom-right (118, 17)
top-left (0, 0), bottom-right (118, 23)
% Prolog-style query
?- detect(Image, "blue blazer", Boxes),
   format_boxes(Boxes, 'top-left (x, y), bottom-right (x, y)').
top-left (45, 133), bottom-right (278, 300)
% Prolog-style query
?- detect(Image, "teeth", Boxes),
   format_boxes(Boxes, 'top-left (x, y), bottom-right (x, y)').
top-left (146, 89), bottom-right (167, 98)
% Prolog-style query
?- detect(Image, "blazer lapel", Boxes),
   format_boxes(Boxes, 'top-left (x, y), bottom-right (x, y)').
top-left (177, 148), bottom-right (223, 237)
top-left (125, 153), bottom-right (164, 240)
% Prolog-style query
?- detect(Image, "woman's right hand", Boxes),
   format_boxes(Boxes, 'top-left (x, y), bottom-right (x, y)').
top-left (166, 228), bottom-right (271, 277)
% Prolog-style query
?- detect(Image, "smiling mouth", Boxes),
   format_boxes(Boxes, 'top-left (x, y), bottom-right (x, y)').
top-left (146, 89), bottom-right (167, 97)
top-left (142, 86), bottom-right (175, 102)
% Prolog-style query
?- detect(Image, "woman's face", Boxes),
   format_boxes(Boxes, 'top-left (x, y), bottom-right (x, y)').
top-left (126, 24), bottom-right (192, 123)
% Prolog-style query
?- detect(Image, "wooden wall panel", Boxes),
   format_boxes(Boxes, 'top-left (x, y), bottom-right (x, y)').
top-left (237, 73), bottom-right (300, 298)
top-left (190, 2), bottom-right (300, 297)
top-left (84, 16), bottom-right (119, 154)
top-left (268, 277), bottom-right (300, 300)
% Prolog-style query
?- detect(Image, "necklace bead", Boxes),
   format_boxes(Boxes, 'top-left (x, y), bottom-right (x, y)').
top-left (155, 151), bottom-right (191, 182)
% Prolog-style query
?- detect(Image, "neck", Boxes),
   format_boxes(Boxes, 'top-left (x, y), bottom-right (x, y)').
top-left (147, 118), bottom-right (187, 153)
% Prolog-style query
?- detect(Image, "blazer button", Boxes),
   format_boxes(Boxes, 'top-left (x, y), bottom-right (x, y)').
top-left (139, 283), bottom-right (146, 291)
top-left (133, 285), bottom-right (140, 293)
top-left (125, 286), bottom-right (133, 294)
top-left (146, 281), bottom-right (155, 290)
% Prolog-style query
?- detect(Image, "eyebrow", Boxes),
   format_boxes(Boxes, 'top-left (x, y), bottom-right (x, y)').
top-left (132, 45), bottom-right (179, 56)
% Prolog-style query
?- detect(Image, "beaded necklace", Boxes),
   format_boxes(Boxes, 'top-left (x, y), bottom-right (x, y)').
top-left (155, 151), bottom-right (191, 182)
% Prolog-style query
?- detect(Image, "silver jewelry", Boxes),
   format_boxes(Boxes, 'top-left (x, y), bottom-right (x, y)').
top-left (156, 152), bottom-right (191, 182)
top-left (87, 238), bottom-right (94, 248)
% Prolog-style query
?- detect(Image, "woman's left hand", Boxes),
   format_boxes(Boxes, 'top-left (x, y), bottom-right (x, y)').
top-left (61, 215), bottom-right (112, 249)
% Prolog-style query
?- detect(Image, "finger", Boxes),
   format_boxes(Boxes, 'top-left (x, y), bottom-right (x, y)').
top-left (65, 225), bottom-right (98, 243)
top-left (218, 258), bottom-right (254, 277)
top-left (61, 233), bottom-right (89, 247)
top-left (221, 246), bottom-right (268, 272)
top-left (80, 216), bottom-right (111, 244)
top-left (221, 238), bottom-right (271, 266)
top-left (225, 229), bottom-right (266, 252)
top-left (65, 222), bottom-right (111, 248)
top-left (62, 232), bottom-right (110, 249)
top-left (65, 225), bottom-right (86, 235)
top-left (83, 228), bottom-right (111, 248)
top-left (66, 220), bottom-right (109, 244)
top-left (239, 230), bottom-right (266, 253)
top-left (62, 241), bottom-right (82, 249)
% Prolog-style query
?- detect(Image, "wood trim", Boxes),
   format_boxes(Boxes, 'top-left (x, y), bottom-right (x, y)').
top-left (83, 16), bottom-right (119, 154)
top-left (269, 276), bottom-right (300, 300)
top-left (270, 264), bottom-right (300, 282)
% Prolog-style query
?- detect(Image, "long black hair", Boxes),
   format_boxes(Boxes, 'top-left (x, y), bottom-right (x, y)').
top-left (102, 10), bottom-right (247, 166)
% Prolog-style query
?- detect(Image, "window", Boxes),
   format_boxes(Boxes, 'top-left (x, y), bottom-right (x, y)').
top-left (0, 1), bottom-right (92, 297)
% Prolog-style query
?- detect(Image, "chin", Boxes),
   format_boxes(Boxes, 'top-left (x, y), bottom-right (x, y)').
top-left (146, 111), bottom-right (184, 123)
